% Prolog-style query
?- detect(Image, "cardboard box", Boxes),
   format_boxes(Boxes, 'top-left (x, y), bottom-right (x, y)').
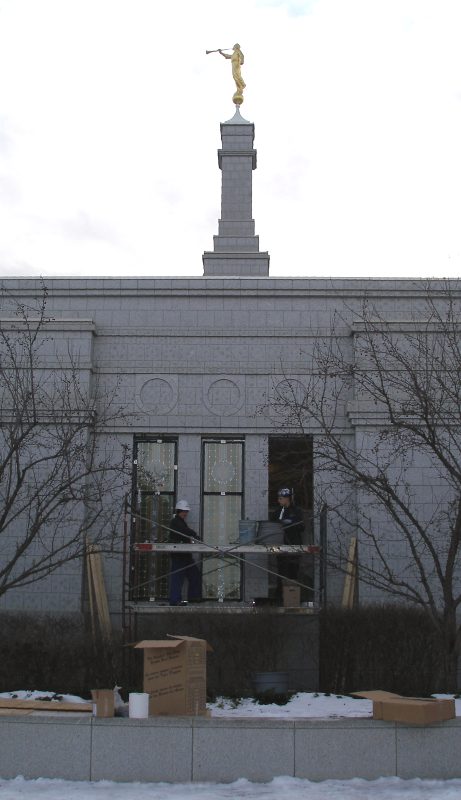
top-left (91, 689), bottom-right (115, 718)
top-left (134, 635), bottom-right (211, 716)
top-left (353, 690), bottom-right (456, 725)
top-left (283, 582), bottom-right (301, 607)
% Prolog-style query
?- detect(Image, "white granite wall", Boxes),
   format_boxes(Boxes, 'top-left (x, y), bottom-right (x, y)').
top-left (1, 278), bottom-right (459, 615)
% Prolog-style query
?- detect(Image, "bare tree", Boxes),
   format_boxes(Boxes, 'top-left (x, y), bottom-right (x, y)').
top-left (0, 283), bottom-right (131, 599)
top-left (269, 282), bottom-right (461, 690)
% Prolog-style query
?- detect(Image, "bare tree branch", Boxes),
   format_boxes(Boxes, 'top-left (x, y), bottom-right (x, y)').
top-left (0, 281), bottom-right (131, 597)
top-left (268, 281), bottom-right (461, 689)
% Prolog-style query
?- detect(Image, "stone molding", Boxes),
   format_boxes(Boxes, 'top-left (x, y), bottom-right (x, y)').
top-left (4, 278), bottom-right (461, 299)
top-left (0, 317), bottom-right (95, 332)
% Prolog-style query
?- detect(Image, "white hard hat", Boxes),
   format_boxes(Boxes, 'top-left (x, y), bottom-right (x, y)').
top-left (175, 499), bottom-right (190, 512)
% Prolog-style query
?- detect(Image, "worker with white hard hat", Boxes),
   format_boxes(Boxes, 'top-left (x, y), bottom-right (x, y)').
top-left (168, 500), bottom-right (202, 606)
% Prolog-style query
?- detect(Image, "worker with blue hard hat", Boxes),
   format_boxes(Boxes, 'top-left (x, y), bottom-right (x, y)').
top-left (276, 487), bottom-right (304, 603)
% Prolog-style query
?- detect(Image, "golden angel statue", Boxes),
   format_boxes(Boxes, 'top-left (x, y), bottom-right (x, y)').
top-left (219, 43), bottom-right (246, 105)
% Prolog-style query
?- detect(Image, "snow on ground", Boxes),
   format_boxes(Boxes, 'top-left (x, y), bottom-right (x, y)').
top-left (1, 690), bottom-right (460, 719)
top-left (3, 776), bottom-right (461, 800)
top-left (0, 690), bottom-right (89, 704)
top-left (209, 692), bottom-right (374, 718)
top-left (210, 692), bottom-right (461, 718)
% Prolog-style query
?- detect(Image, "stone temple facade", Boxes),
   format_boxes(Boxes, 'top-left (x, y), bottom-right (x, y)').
top-left (1, 106), bottom-right (459, 666)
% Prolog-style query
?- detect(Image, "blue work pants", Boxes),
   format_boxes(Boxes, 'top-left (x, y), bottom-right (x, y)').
top-left (169, 554), bottom-right (202, 605)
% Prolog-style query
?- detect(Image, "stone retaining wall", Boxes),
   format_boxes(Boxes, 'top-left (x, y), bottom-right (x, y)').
top-left (1, 715), bottom-right (460, 783)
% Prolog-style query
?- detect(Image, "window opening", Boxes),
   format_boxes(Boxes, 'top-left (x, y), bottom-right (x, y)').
top-left (268, 435), bottom-right (314, 602)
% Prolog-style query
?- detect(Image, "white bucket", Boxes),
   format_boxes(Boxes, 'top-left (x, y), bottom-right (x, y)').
top-left (128, 692), bottom-right (149, 718)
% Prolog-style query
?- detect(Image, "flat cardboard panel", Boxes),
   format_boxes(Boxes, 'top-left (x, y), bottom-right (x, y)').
top-left (379, 698), bottom-right (455, 725)
top-left (0, 698), bottom-right (92, 713)
top-left (353, 691), bottom-right (455, 725)
top-left (353, 691), bottom-right (402, 702)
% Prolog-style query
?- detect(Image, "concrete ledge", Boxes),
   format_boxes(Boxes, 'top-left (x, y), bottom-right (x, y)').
top-left (0, 715), bottom-right (92, 781)
top-left (192, 717), bottom-right (294, 782)
top-left (396, 723), bottom-right (461, 780)
top-left (91, 717), bottom-right (193, 783)
top-left (0, 715), bottom-right (460, 783)
top-left (294, 718), bottom-right (396, 780)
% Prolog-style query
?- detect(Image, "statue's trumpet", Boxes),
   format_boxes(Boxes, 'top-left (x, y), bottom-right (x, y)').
top-left (206, 48), bottom-right (232, 54)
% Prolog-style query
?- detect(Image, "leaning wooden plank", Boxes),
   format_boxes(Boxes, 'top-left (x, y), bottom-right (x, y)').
top-left (86, 540), bottom-right (97, 642)
top-left (342, 537), bottom-right (357, 609)
top-left (87, 546), bottom-right (112, 642)
top-left (0, 698), bottom-right (92, 712)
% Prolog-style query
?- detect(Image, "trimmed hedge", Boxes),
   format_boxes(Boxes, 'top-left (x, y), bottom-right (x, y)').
top-left (0, 611), bottom-right (317, 698)
top-left (0, 605), bottom-right (450, 698)
top-left (0, 613), bottom-right (127, 697)
top-left (319, 604), bottom-right (446, 696)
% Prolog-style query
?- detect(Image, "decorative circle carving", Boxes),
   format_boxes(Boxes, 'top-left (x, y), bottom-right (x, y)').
top-left (139, 378), bottom-right (176, 414)
top-left (205, 378), bottom-right (243, 417)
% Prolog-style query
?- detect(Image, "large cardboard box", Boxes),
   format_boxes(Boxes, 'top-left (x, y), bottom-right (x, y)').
top-left (353, 690), bottom-right (456, 725)
top-left (283, 582), bottom-right (301, 607)
top-left (134, 635), bottom-right (211, 716)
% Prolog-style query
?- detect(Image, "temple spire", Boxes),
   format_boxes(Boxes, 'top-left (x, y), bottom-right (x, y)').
top-left (202, 111), bottom-right (270, 277)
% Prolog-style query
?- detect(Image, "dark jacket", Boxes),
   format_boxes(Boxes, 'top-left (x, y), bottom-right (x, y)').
top-left (169, 514), bottom-right (200, 544)
top-left (278, 503), bottom-right (304, 545)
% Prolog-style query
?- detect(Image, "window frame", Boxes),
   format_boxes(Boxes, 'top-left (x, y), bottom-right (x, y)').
top-left (130, 435), bottom-right (178, 601)
top-left (200, 437), bottom-right (245, 601)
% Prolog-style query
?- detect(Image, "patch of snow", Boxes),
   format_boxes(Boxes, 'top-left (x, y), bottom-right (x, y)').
top-left (208, 692), bottom-right (374, 718)
top-left (0, 690), bottom-right (89, 704)
top-left (3, 776), bottom-right (461, 799)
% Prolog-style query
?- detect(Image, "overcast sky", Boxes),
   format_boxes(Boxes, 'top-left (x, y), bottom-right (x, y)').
top-left (1, 0), bottom-right (461, 280)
